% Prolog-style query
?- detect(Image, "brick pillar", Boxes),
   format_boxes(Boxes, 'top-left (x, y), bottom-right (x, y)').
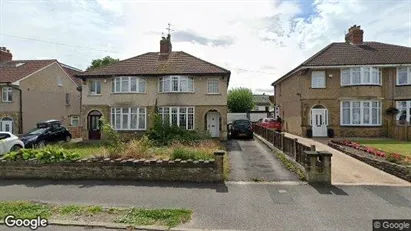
top-left (214, 150), bottom-right (225, 182)
top-left (304, 151), bottom-right (332, 184)
top-left (310, 145), bottom-right (316, 151)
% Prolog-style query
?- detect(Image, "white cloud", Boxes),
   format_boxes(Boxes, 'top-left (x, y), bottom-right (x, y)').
top-left (1, 0), bottom-right (410, 95)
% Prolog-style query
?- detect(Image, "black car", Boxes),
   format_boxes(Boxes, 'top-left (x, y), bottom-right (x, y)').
top-left (20, 120), bottom-right (72, 148)
top-left (230, 119), bottom-right (253, 139)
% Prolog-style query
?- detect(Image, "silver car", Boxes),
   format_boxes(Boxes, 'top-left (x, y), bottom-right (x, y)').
top-left (0, 132), bottom-right (24, 155)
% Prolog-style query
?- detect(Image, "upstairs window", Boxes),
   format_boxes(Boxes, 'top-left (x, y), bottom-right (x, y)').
top-left (89, 80), bottom-right (101, 95)
top-left (397, 67), bottom-right (411, 86)
top-left (57, 76), bottom-right (63, 86)
top-left (2, 87), bottom-right (12, 102)
top-left (112, 76), bottom-right (146, 93)
top-left (341, 67), bottom-right (382, 86)
top-left (311, 71), bottom-right (326, 88)
top-left (159, 76), bottom-right (194, 93)
top-left (207, 79), bottom-right (219, 93)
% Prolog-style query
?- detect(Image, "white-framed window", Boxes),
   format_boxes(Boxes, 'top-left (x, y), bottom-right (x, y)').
top-left (112, 76), bottom-right (146, 93)
top-left (311, 71), bottom-right (326, 88)
top-left (110, 107), bottom-right (146, 130)
top-left (2, 87), bottom-right (12, 102)
top-left (396, 101), bottom-right (411, 125)
top-left (158, 107), bottom-right (194, 130)
top-left (341, 67), bottom-right (382, 86)
top-left (89, 80), bottom-right (101, 95)
top-left (158, 76), bottom-right (194, 93)
top-left (396, 67), bottom-right (411, 86)
top-left (340, 101), bottom-right (382, 126)
top-left (57, 76), bottom-right (63, 86)
top-left (207, 79), bottom-right (219, 93)
top-left (70, 116), bottom-right (79, 127)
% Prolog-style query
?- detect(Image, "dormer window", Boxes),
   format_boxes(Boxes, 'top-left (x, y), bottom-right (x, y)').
top-left (341, 67), bottom-right (382, 86)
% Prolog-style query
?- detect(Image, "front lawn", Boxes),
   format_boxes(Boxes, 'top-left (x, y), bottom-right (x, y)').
top-left (353, 139), bottom-right (411, 157)
top-left (0, 201), bottom-right (192, 228)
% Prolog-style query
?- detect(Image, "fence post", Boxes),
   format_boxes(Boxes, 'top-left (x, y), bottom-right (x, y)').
top-left (293, 138), bottom-right (298, 159)
top-left (310, 145), bottom-right (316, 152)
top-left (265, 128), bottom-right (268, 140)
top-left (272, 130), bottom-right (275, 145)
top-left (280, 133), bottom-right (285, 151)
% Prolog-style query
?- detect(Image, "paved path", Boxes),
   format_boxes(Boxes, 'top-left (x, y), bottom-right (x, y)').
top-left (284, 133), bottom-right (411, 186)
top-left (0, 180), bottom-right (410, 230)
top-left (227, 139), bottom-right (299, 181)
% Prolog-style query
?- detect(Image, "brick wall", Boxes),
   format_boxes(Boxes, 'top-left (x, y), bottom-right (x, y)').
top-left (0, 154), bottom-right (225, 182)
top-left (67, 126), bottom-right (82, 138)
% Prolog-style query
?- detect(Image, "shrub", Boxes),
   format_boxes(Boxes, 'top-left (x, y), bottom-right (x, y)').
top-left (3, 147), bottom-right (80, 163)
top-left (100, 117), bottom-right (124, 154)
top-left (147, 113), bottom-right (210, 146)
top-left (120, 136), bottom-right (155, 159)
top-left (171, 148), bottom-right (211, 160)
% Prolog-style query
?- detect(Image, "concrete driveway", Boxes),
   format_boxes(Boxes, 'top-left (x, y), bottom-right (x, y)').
top-left (226, 138), bottom-right (299, 182)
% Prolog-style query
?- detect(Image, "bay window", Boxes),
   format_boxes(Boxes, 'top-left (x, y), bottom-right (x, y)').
top-left (340, 101), bottom-right (382, 126)
top-left (396, 101), bottom-right (411, 125)
top-left (159, 76), bottom-right (194, 93)
top-left (112, 76), bottom-right (146, 93)
top-left (341, 67), bottom-right (382, 86)
top-left (111, 107), bottom-right (146, 130)
top-left (397, 67), bottom-right (411, 85)
top-left (158, 107), bottom-right (194, 130)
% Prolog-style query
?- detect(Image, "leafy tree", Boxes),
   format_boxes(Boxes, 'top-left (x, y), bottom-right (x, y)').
top-left (227, 87), bottom-right (255, 112)
top-left (87, 56), bottom-right (120, 71)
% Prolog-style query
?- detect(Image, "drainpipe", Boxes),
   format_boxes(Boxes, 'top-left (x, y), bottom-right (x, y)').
top-left (1, 82), bottom-right (23, 134)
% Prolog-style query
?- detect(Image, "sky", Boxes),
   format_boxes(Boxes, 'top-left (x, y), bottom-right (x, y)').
top-left (1, 0), bottom-right (410, 95)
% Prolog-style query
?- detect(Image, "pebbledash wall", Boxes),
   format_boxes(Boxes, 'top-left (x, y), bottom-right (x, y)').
top-left (0, 152), bottom-right (225, 182)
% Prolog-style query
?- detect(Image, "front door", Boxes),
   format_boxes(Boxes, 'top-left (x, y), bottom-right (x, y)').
top-left (207, 112), bottom-right (220, 138)
top-left (1, 120), bottom-right (13, 133)
top-left (311, 109), bottom-right (328, 137)
top-left (88, 115), bottom-right (101, 140)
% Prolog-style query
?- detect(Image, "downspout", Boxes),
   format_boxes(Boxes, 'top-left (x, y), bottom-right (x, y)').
top-left (6, 83), bottom-right (23, 134)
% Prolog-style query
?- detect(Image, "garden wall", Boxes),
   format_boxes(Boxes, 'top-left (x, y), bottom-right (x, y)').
top-left (329, 141), bottom-right (411, 182)
top-left (0, 153), bottom-right (225, 182)
top-left (387, 125), bottom-right (411, 141)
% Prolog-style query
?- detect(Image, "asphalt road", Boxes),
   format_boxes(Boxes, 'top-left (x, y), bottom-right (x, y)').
top-left (0, 180), bottom-right (410, 230)
top-left (227, 138), bottom-right (299, 181)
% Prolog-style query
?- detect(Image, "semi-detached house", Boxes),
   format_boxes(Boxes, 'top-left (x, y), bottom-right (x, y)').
top-left (272, 25), bottom-right (411, 140)
top-left (76, 34), bottom-right (231, 141)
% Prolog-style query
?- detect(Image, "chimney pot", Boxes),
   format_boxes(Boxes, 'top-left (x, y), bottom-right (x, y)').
top-left (0, 47), bottom-right (13, 62)
top-left (345, 25), bottom-right (364, 45)
top-left (159, 34), bottom-right (172, 56)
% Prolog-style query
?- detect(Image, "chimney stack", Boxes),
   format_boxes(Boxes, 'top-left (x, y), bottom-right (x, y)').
top-left (160, 34), bottom-right (172, 56)
top-left (345, 25), bottom-right (364, 45)
top-left (0, 47), bottom-right (12, 62)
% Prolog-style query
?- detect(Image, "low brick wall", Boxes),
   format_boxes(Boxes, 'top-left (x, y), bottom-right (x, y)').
top-left (0, 153), bottom-right (225, 182)
top-left (67, 126), bottom-right (82, 139)
top-left (329, 141), bottom-right (411, 182)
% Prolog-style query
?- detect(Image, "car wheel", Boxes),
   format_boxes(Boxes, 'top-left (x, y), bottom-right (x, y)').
top-left (10, 145), bottom-right (22, 152)
top-left (65, 135), bottom-right (71, 142)
top-left (37, 141), bottom-right (46, 149)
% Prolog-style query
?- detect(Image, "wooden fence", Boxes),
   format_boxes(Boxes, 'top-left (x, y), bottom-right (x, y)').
top-left (252, 124), bottom-right (313, 167)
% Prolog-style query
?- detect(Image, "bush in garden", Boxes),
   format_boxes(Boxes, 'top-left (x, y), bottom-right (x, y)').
top-left (100, 117), bottom-right (124, 154)
top-left (147, 113), bottom-right (211, 146)
top-left (3, 147), bottom-right (80, 163)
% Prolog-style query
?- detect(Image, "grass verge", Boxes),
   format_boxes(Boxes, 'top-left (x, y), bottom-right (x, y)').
top-left (0, 201), bottom-right (192, 228)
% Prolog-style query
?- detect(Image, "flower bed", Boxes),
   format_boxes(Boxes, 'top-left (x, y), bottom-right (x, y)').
top-left (332, 140), bottom-right (411, 164)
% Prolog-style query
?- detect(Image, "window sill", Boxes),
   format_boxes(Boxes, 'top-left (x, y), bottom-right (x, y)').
top-left (115, 129), bottom-right (146, 132)
top-left (1, 101), bottom-right (13, 103)
top-left (158, 92), bottom-right (195, 94)
top-left (309, 87), bottom-right (326, 89)
top-left (88, 94), bottom-right (102, 97)
top-left (395, 84), bottom-right (411, 87)
top-left (206, 93), bottom-right (221, 95)
top-left (111, 92), bottom-right (146, 94)
top-left (341, 84), bottom-right (382, 87)
top-left (340, 125), bottom-right (382, 127)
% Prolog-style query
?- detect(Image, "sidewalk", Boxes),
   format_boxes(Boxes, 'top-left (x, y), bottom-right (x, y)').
top-left (284, 133), bottom-right (411, 186)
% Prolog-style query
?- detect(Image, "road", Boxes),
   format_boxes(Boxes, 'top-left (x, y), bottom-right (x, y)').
top-left (0, 180), bottom-right (410, 230)
top-left (227, 139), bottom-right (299, 181)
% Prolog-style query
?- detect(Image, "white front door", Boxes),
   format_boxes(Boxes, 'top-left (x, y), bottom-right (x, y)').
top-left (311, 109), bottom-right (328, 137)
top-left (1, 121), bottom-right (13, 133)
top-left (207, 112), bottom-right (220, 138)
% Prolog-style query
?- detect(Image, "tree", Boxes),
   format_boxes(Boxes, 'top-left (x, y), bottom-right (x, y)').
top-left (227, 87), bottom-right (255, 112)
top-left (87, 56), bottom-right (120, 71)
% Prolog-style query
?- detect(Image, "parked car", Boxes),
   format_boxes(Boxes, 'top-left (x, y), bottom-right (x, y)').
top-left (0, 132), bottom-right (24, 155)
top-left (256, 118), bottom-right (281, 131)
top-left (19, 120), bottom-right (72, 148)
top-left (230, 119), bottom-right (253, 139)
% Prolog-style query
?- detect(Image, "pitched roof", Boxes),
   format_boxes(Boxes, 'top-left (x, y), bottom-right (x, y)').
top-left (253, 94), bottom-right (272, 105)
top-left (0, 60), bottom-right (55, 83)
top-left (77, 51), bottom-right (231, 77)
top-left (60, 63), bottom-right (83, 85)
top-left (272, 42), bottom-right (411, 85)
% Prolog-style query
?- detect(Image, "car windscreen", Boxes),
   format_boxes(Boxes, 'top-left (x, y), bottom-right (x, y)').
top-left (233, 120), bottom-right (251, 126)
top-left (27, 128), bottom-right (48, 135)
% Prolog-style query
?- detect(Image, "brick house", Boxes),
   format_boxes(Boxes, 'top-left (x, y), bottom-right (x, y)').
top-left (76, 34), bottom-right (231, 141)
top-left (272, 25), bottom-right (411, 140)
top-left (0, 47), bottom-right (82, 135)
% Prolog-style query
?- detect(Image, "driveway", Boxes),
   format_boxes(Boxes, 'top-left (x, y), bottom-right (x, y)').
top-left (226, 138), bottom-right (299, 181)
